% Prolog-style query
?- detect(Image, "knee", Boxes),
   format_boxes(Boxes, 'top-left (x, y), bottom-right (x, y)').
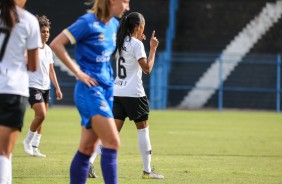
top-left (79, 143), bottom-right (95, 156)
top-left (112, 137), bottom-right (120, 150)
top-left (103, 137), bottom-right (120, 150)
top-left (0, 149), bottom-right (10, 158)
top-left (36, 112), bottom-right (46, 122)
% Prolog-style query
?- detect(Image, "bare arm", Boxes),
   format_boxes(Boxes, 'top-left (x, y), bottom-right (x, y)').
top-left (50, 32), bottom-right (80, 76)
top-left (27, 48), bottom-right (39, 72)
top-left (49, 64), bottom-right (63, 100)
top-left (50, 32), bottom-right (97, 87)
top-left (138, 31), bottom-right (159, 75)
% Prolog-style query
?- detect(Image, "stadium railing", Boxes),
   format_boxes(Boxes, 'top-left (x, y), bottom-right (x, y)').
top-left (151, 52), bottom-right (281, 112)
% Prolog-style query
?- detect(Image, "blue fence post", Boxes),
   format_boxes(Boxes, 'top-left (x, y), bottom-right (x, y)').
top-left (150, 0), bottom-right (178, 110)
top-left (157, 58), bottom-right (162, 109)
top-left (276, 54), bottom-right (281, 113)
top-left (162, 53), bottom-right (168, 109)
top-left (218, 55), bottom-right (223, 112)
top-left (164, 0), bottom-right (178, 109)
top-left (150, 53), bottom-right (158, 109)
top-left (156, 58), bottom-right (161, 109)
top-left (150, 52), bottom-right (164, 109)
top-left (150, 62), bottom-right (155, 109)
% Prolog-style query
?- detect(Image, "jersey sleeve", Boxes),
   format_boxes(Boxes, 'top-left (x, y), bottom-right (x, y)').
top-left (47, 46), bottom-right (54, 64)
top-left (50, 53), bottom-right (55, 64)
top-left (26, 16), bottom-right (42, 50)
top-left (63, 17), bottom-right (89, 44)
top-left (134, 41), bottom-right (147, 61)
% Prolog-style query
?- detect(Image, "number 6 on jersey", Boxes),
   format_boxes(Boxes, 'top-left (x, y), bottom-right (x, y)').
top-left (117, 56), bottom-right (127, 79)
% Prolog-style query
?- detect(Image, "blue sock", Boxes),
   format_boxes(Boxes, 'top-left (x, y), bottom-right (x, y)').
top-left (70, 151), bottom-right (90, 184)
top-left (100, 148), bottom-right (118, 184)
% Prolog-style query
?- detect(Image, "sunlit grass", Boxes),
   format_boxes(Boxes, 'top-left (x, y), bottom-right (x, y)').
top-left (12, 107), bottom-right (282, 184)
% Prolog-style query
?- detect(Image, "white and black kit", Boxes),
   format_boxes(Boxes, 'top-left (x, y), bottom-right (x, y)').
top-left (114, 36), bottom-right (149, 122)
top-left (0, 7), bottom-right (41, 130)
top-left (28, 45), bottom-right (54, 106)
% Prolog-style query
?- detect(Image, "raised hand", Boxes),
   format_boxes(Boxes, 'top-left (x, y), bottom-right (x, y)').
top-left (150, 30), bottom-right (159, 51)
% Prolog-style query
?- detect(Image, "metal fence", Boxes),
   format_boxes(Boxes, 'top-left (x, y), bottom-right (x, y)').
top-left (150, 52), bottom-right (281, 112)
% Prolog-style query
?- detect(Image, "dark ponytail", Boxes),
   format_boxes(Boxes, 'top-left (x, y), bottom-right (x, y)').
top-left (0, 0), bottom-right (19, 29)
top-left (114, 12), bottom-right (145, 56)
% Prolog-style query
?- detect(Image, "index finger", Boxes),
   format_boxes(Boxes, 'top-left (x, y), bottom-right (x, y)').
top-left (151, 30), bottom-right (155, 38)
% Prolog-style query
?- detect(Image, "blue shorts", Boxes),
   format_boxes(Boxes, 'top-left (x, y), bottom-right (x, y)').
top-left (74, 81), bottom-right (114, 128)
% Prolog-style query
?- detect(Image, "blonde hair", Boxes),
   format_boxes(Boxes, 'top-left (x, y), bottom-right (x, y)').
top-left (87, 0), bottom-right (110, 21)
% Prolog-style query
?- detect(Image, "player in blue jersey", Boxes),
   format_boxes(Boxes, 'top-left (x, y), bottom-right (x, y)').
top-left (50, 0), bottom-right (130, 184)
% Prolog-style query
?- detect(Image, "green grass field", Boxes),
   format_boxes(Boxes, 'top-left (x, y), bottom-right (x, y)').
top-left (12, 107), bottom-right (282, 184)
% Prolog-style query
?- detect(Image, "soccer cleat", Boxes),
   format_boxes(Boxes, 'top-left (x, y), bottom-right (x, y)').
top-left (32, 148), bottom-right (46, 157)
top-left (88, 163), bottom-right (97, 178)
top-left (142, 171), bottom-right (164, 179)
top-left (23, 140), bottom-right (33, 156)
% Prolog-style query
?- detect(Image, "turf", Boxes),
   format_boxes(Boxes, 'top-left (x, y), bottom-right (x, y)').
top-left (12, 107), bottom-right (282, 184)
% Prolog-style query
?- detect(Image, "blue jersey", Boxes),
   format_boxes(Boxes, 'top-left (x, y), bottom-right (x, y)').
top-left (64, 13), bottom-right (119, 87)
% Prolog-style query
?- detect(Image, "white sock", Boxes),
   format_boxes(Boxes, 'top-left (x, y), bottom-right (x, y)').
top-left (32, 133), bottom-right (42, 148)
top-left (0, 155), bottom-right (10, 184)
top-left (24, 129), bottom-right (36, 144)
top-left (8, 154), bottom-right (12, 184)
top-left (138, 126), bottom-right (152, 173)
top-left (90, 140), bottom-right (102, 164)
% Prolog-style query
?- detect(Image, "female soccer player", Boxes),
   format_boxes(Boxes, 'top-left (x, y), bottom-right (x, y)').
top-left (113, 12), bottom-right (163, 179)
top-left (89, 11), bottom-right (164, 179)
top-left (0, 0), bottom-right (41, 182)
top-left (50, 0), bottom-right (130, 183)
top-left (23, 15), bottom-right (63, 157)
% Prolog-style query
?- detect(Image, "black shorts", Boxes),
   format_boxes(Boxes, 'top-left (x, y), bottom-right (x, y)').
top-left (113, 96), bottom-right (149, 123)
top-left (28, 88), bottom-right (50, 107)
top-left (0, 94), bottom-right (28, 131)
